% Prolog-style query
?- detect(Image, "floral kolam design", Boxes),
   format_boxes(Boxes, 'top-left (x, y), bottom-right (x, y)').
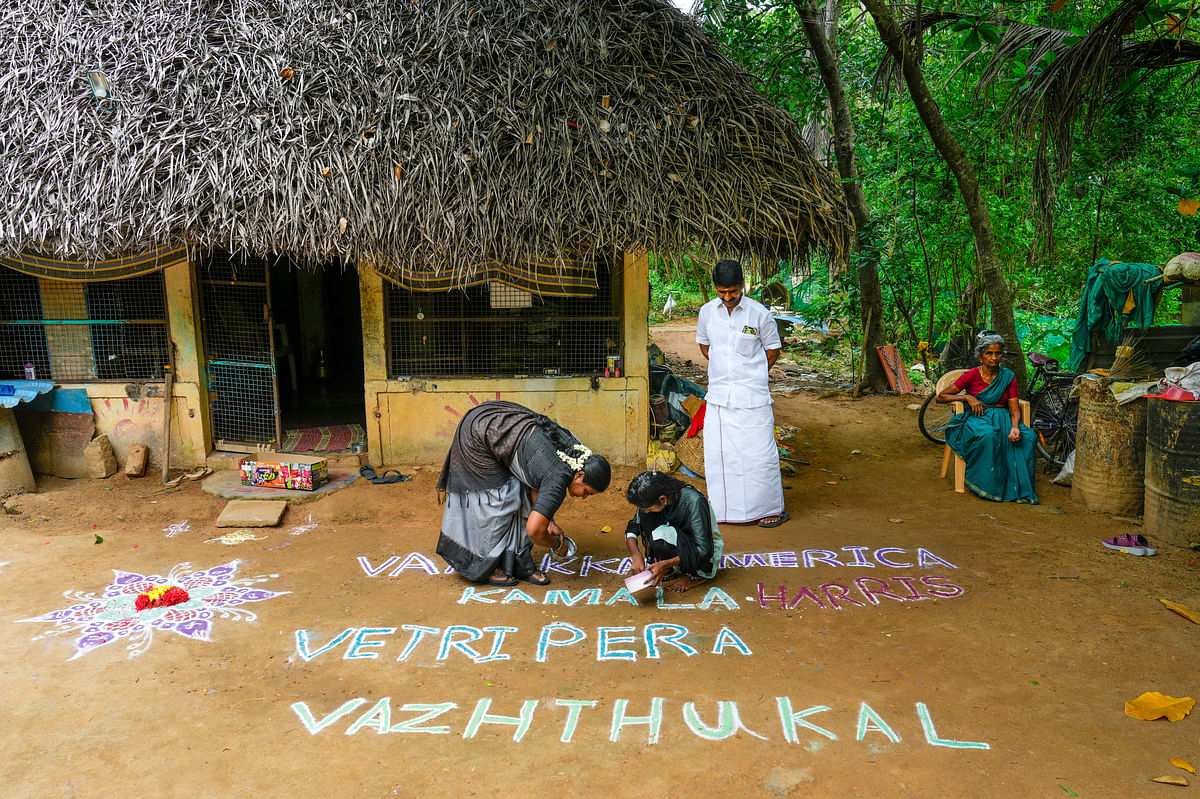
top-left (17, 560), bottom-right (289, 660)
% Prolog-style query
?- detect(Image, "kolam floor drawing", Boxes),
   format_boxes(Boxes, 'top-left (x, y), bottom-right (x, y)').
top-left (1, 326), bottom-right (1197, 797)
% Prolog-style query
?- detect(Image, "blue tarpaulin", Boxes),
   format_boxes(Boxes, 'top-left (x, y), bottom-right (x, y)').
top-left (0, 380), bottom-right (55, 409)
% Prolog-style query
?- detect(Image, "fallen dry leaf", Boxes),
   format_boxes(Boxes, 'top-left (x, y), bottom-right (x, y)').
top-left (1170, 757), bottom-right (1196, 774)
top-left (1159, 598), bottom-right (1200, 624)
top-left (1151, 775), bottom-right (1189, 786)
top-left (888, 518), bottom-right (904, 524)
top-left (1179, 197), bottom-right (1200, 216)
top-left (600, 525), bottom-right (612, 534)
top-left (824, 481), bottom-right (838, 486)
top-left (1125, 692), bottom-right (1196, 722)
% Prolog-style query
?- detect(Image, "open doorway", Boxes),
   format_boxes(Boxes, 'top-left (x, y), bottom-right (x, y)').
top-left (269, 261), bottom-right (366, 453)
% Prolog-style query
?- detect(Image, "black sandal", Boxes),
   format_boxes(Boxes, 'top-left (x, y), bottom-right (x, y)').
top-left (520, 571), bottom-right (551, 587)
top-left (487, 572), bottom-right (518, 587)
top-left (359, 465), bottom-right (411, 484)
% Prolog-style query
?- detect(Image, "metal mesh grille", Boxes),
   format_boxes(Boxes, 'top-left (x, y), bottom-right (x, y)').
top-left (0, 267), bottom-right (168, 381)
top-left (198, 252), bottom-right (278, 446)
top-left (385, 266), bottom-right (621, 378)
top-left (204, 360), bottom-right (278, 444)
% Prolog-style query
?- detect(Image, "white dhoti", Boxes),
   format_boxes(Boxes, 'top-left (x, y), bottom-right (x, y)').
top-left (703, 402), bottom-right (784, 523)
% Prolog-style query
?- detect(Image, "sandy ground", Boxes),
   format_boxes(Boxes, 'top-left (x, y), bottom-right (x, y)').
top-left (2, 322), bottom-right (1197, 798)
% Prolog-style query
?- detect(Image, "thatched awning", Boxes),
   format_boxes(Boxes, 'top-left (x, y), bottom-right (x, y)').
top-left (1, 247), bottom-right (188, 282)
top-left (380, 255), bottom-right (601, 297)
top-left (0, 0), bottom-right (852, 289)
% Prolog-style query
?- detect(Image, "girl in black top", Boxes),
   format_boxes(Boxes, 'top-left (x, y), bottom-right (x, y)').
top-left (624, 471), bottom-right (724, 593)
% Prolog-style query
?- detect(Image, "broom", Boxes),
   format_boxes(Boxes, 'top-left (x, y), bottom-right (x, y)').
top-left (1107, 332), bottom-right (1155, 381)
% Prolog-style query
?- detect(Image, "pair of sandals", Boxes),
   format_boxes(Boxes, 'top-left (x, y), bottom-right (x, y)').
top-left (487, 532), bottom-right (576, 587)
top-left (164, 466), bottom-right (212, 486)
top-left (359, 465), bottom-right (410, 484)
top-left (488, 570), bottom-right (550, 587)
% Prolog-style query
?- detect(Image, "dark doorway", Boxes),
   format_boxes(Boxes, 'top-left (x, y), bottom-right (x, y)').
top-left (268, 261), bottom-right (366, 449)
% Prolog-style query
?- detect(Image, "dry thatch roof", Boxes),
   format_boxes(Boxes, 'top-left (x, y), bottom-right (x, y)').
top-left (0, 0), bottom-right (851, 285)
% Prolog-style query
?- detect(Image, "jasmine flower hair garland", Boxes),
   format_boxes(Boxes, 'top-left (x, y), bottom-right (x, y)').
top-left (556, 444), bottom-right (592, 472)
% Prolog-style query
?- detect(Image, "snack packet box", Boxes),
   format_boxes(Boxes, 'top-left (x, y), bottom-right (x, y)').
top-left (239, 452), bottom-right (328, 491)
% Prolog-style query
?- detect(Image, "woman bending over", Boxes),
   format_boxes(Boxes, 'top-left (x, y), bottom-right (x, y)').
top-left (437, 401), bottom-right (610, 587)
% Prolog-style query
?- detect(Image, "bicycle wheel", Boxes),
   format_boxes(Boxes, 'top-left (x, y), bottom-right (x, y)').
top-left (1030, 380), bottom-right (1079, 468)
top-left (917, 391), bottom-right (957, 445)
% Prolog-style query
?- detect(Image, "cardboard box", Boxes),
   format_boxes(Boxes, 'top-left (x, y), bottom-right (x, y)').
top-left (239, 452), bottom-right (328, 491)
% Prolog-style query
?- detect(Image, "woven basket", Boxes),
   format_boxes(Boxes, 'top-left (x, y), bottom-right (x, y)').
top-left (674, 431), bottom-right (705, 477)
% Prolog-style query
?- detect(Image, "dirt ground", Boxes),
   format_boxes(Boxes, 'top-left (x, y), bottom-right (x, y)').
top-left (2, 321), bottom-right (1197, 798)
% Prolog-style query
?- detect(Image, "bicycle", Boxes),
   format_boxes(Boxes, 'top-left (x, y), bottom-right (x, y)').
top-left (917, 352), bottom-right (1078, 469)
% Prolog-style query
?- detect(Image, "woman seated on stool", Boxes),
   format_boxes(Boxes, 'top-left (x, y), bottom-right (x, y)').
top-left (623, 471), bottom-right (724, 593)
top-left (937, 331), bottom-right (1039, 504)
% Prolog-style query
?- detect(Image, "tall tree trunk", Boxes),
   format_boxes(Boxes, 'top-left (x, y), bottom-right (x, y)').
top-left (860, 0), bottom-right (1027, 389)
top-left (796, 0), bottom-right (890, 394)
top-left (800, 0), bottom-right (837, 165)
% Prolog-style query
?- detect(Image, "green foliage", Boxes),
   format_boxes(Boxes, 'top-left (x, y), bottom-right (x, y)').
top-left (688, 0), bottom-right (1200, 369)
top-left (1153, 288), bottom-right (1183, 326)
top-left (1015, 310), bottom-right (1074, 365)
top-left (647, 252), bottom-right (708, 323)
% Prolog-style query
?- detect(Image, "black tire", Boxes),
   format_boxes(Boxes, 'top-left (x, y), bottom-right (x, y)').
top-left (1030, 380), bottom-right (1078, 468)
top-left (917, 391), bottom-right (957, 445)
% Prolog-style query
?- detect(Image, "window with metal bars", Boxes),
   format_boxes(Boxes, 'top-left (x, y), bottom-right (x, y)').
top-left (0, 267), bottom-right (169, 382)
top-left (385, 266), bottom-right (621, 378)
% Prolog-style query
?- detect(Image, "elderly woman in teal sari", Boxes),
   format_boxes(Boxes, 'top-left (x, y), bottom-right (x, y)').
top-left (937, 332), bottom-right (1039, 504)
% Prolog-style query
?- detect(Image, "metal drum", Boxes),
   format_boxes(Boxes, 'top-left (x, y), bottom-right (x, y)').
top-left (1144, 397), bottom-right (1200, 547)
top-left (1071, 378), bottom-right (1146, 516)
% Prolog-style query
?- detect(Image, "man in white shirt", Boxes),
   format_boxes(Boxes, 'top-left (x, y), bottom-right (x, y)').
top-left (695, 260), bottom-right (788, 527)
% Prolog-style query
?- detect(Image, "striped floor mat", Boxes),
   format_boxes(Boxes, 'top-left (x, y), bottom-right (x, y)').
top-left (280, 424), bottom-right (365, 453)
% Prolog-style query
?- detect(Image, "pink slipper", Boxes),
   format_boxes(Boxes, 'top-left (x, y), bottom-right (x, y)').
top-left (1102, 534), bottom-right (1156, 556)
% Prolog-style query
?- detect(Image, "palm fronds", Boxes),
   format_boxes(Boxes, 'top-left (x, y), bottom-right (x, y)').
top-left (872, 2), bottom-right (1200, 246)
top-left (0, 0), bottom-right (852, 286)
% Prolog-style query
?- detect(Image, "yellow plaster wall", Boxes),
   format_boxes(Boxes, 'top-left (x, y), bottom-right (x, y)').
top-left (163, 260), bottom-right (209, 466)
top-left (360, 252), bottom-right (650, 466)
top-left (52, 382), bottom-right (206, 472)
top-left (50, 259), bottom-right (209, 472)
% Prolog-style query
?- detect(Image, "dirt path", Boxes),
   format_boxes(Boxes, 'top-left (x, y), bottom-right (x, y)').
top-left (1, 324), bottom-right (1196, 798)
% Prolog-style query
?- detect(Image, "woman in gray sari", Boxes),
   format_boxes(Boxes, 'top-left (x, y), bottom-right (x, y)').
top-left (436, 401), bottom-right (611, 587)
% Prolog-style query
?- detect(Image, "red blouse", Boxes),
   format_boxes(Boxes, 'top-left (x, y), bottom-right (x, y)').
top-left (952, 367), bottom-right (1017, 403)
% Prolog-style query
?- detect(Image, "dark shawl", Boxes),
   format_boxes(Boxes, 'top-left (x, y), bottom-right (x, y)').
top-left (437, 401), bottom-right (579, 517)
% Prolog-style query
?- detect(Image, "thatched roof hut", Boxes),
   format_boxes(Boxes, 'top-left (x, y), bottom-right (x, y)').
top-left (0, 0), bottom-right (851, 284)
